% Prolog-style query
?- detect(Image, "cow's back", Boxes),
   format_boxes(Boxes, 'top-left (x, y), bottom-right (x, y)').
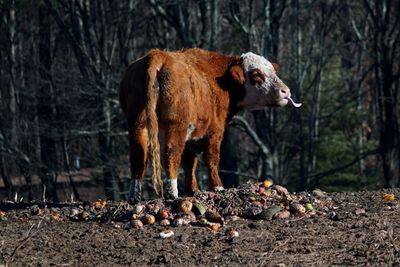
top-left (120, 48), bottom-right (236, 137)
top-left (155, 49), bottom-right (233, 139)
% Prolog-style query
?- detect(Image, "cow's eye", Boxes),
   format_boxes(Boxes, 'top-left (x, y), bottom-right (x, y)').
top-left (249, 69), bottom-right (265, 86)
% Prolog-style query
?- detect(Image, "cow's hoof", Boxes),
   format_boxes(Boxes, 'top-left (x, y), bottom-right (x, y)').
top-left (213, 186), bottom-right (224, 192)
top-left (127, 179), bottom-right (142, 204)
top-left (165, 179), bottom-right (178, 199)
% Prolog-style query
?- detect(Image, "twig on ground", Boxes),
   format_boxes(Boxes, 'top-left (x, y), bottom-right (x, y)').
top-left (5, 219), bottom-right (43, 266)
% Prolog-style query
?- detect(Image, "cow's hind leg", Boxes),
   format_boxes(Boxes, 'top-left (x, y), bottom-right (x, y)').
top-left (163, 127), bottom-right (187, 199)
top-left (181, 148), bottom-right (199, 196)
top-left (127, 127), bottom-right (148, 203)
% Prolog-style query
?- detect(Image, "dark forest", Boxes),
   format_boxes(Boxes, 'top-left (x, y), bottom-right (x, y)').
top-left (0, 0), bottom-right (399, 201)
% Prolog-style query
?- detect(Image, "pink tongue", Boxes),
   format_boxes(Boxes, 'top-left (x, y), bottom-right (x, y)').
top-left (286, 96), bottom-right (302, 107)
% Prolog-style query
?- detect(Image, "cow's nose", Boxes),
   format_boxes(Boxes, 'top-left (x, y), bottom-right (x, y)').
top-left (280, 87), bottom-right (290, 97)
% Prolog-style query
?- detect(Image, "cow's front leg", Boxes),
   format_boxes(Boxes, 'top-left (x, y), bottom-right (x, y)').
top-left (181, 148), bottom-right (199, 196)
top-left (204, 134), bottom-right (224, 191)
top-left (127, 127), bottom-right (148, 203)
top-left (163, 127), bottom-right (186, 199)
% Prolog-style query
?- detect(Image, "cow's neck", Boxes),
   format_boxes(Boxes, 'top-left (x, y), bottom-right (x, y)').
top-left (215, 58), bottom-right (246, 121)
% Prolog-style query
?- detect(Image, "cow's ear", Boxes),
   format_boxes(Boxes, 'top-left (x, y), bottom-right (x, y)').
top-left (230, 65), bottom-right (245, 84)
top-left (272, 63), bottom-right (279, 73)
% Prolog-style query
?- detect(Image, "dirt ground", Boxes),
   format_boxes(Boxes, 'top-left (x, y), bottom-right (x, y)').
top-left (0, 184), bottom-right (399, 266)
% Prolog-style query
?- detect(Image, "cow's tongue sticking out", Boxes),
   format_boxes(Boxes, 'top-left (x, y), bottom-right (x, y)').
top-left (285, 96), bottom-right (302, 107)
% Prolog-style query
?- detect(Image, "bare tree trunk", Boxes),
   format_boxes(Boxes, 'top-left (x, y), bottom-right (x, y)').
top-left (62, 136), bottom-right (80, 200)
top-left (307, 6), bottom-right (327, 176)
top-left (209, 0), bottom-right (219, 50)
top-left (7, 0), bottom-right (18, 147)
top-left (293, 0), bottom-right (306, 190)
top-left (251, 0), bottom-right (283, 182)
top-left (1, 0), bottom-right (18, 198)
top-left (99, 100), bottom-right (119, 200)
top-left (0, 148), bottom-right (13, 199)
top-left (364, 0), bottom-right (400, 188)
top-left (38, 4), bottom-right (58, 201)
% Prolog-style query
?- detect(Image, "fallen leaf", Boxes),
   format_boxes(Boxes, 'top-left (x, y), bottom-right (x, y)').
top-left (51, 212), bottom-right (64, 222)
top-left (259, 206), bottom-right (282, 220)
top-left (193, 202), bottom-right (206, 216)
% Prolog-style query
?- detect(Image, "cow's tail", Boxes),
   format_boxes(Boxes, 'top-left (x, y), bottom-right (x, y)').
top-left (146, 56), bottom-right (163, 196)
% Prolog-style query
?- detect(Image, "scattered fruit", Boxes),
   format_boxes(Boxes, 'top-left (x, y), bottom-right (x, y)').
top-left (274, 185), bottom-right (289, 196)
top-left (210, 223), bottom-right (221, 232)
top-left (134, 204), bottom-right (145, 215)
top-left (274, 210), bottom-right (290, 219)
top-left (262, 180), bottom-right (273, 188)
top-left (312, 189), bottom-right (326, 198)
top-left (80, 211), bottom-right (90, 221)
top-left (305, 203), bottom-right (314, 211)
top-left (227, 229), bottom-right (239, 239)
top-left (130, 219), bottom-right (144, 229)
top-left (172, 218), bottom-right (186, 227)
top-left (199, 217), bottom-right (208, 225)
top-left (0, 183), bottom-right (339, 233)
top-left (270, 189), bottom-right (278, 197)
top-left (181, 211), bottom-right (196, 222)
top-left (143, 214), bottom-right (156, 225)
top-left (160, 219), bottom-right (170, 226)
top-left (158, 208), bottom-right (169, 219)
top-left (159, 230), bottom-right (174, 239)
top-left (290, 203), bottom-right (306, 215)
top-left (257, 187), bottom-right (265, 194)
top-left (243, 206), bottom-right (263, 218)
top-left (383, 193), bottom-right (396, 202)
top-left (179, 200), bottom-right (193, 213)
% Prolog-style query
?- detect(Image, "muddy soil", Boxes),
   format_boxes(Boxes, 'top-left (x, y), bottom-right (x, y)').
top-left (0, 185), bottom-right (399, 266)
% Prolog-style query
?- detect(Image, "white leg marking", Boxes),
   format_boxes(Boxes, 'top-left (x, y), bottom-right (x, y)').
top-left (165, 179), bottom-right (178, 199)
top-left (213, 186), bottom-right (224, 191)
top-left (185, 124), bottom-right (196, 141)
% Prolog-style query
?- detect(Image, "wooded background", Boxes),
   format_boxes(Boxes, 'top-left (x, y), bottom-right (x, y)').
top-left (0, 0), bottom-right (399, 201)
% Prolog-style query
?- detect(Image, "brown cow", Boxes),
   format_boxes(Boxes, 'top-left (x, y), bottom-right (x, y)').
top-left (119, 48), bottom-right (301, 202)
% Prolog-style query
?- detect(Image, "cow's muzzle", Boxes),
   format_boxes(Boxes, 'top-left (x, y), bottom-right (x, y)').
top-left (279, 86), bottom-right (302, 108)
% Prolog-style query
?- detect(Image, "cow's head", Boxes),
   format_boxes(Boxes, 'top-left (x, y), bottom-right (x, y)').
top-left (232, 52), bottom-right (301, 110)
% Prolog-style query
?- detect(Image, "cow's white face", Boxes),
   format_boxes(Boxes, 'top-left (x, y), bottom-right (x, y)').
top-left (238, 52), bottom-right (301, 110)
